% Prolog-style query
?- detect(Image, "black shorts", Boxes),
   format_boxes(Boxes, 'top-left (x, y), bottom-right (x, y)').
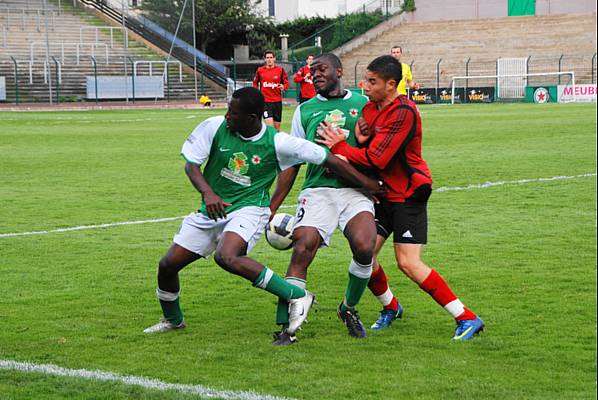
top-left (375, 185), bottom-right (432, 244)
top-left (264, 102), bottom-right (283, 122)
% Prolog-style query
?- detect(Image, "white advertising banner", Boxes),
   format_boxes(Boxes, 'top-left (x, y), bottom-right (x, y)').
top-left (0, 77), bottom-right (6, 101)
top-left (558, 84), bottom-right (597, 102)
top-left (86, 76), bottom-right (164, 99)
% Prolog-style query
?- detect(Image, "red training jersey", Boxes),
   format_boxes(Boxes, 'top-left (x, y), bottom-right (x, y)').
top-left (293, 65), bottom-right (316, 100)
top-left (331, 95), bottom-right (432, 203)
top-left (252, 65), bottom-right (289, 103)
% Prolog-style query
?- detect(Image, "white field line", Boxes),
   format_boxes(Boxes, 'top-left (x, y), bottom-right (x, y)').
top-left (0, 360), bottom-right (295, 400)
top-left (1, 173), bottom-right (595, 239)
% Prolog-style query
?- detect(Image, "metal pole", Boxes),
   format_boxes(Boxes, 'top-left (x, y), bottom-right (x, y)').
top-left (128, 56), bottom-right (135, 103)
top-left (122, 0), bottom-right (128, 103)
top-left (436, 58), bottom-right (442, 100)
top-left (354, 61), bottom-right (359, 87)
top-left (592, 53), bottom-right (597, 84)
top-left (43, 0), bottom-right (53, 104)
top-left (90, 56), bottom-right (98, 104)
top-left (558, 54), bottom-right (564, 84)
top-left (10, 56), bottom-right (19, 104)
top-left (191, 0), bottom-right (198, 102)
top-left (465, 57), bottom-right (470, 103)
top-left (232, 56), bottom-right (237, 91)
top-left (52, 56), bottom-right (60, 103)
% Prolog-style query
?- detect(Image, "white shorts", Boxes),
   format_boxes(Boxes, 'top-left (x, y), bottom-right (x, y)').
top-left (173, 206), bottom-right (271, 257)
top-left (293, 187), bottom-right (374, 246)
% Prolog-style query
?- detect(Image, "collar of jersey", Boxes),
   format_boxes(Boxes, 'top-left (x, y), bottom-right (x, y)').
top-left (315, 89), bottom-right (352, 102)
top-left (234, 122), bottom-right (267, 142)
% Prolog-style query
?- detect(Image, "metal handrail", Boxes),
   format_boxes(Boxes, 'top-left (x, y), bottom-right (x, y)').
top-left (133, 60), bottom-right (182, 83)
top-left (79, 25), bottom-right (128, 48)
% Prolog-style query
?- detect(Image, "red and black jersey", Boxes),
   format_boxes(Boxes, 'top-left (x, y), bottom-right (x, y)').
top-left (293, 65), bottom-right (316, 100)
top-left (252, 65), bottom-right (289, 103)
top-left (331, 95), bottom-right (432, 203)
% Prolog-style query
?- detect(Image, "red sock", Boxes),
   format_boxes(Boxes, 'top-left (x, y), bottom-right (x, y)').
top-left (368, 264), bottom-right (398, 311)
top-left (420, 269), bottom-right (476, 321)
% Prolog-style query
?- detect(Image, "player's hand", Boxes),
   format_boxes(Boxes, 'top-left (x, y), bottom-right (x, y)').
top-left (315, 121), bottom-right (347, 148)
top-left (362, 179), bottom-right (387, 204)
top-left (203, 191), bottom-right (232, 221)
top-left (277, 84), bottom-right (285, 90)
top-left (355, 117), bottom-right (371, 145)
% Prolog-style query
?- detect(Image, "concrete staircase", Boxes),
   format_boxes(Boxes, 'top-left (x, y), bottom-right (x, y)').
top-left (338, 13), bottom-right (597, 89)
top-left (0, 0), bottom-right (225, 103)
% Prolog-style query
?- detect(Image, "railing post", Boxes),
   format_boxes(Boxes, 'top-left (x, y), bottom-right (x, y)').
top-left (166, 62), bottom-right (170, 102)
top-left (592, 53), bottom-right (597, 84)
top-left (232, 56), bottom-right (237, 92)
top-left (52, 56), bottom-right (60, 103)
top-left (465, 57), bottom-right (471, 103)
top-left (128, 56), bottom-right (135, 103)
top-left (436, 58), bottom-right (442, 99)
top-left (90, 56), bottom-right (98, 104)
top-left (558, 54), bottom-right (564, 84)
top-left (10, 56), bottom-right (19, 105)
top-left (354, 61), bottom-right (359, 88)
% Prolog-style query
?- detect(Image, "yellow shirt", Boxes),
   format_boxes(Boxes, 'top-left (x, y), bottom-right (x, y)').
top-left (397, 63), bottom-right (413, 95)
top-left (199, 95), bottom-right (211, 105)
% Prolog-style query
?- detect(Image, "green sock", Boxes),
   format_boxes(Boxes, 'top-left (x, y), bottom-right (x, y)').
top-left (158, 295), bottom-right (184, 325)
top-left (254, 267), bottom-right (306, 300)
top-left (276, 277), bottom-right (306, 326)
top-left (344, 258), bottom-right (372, 309)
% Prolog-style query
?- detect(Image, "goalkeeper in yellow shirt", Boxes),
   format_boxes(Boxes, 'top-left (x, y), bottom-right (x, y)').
top-left (391, 46), bottom-right (419, 95)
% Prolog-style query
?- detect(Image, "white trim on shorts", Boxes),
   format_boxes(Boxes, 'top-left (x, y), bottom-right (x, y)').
top-left (173, 206), bottom-right (271, 257)
top-left (292, 187), bottom-right (374, 246)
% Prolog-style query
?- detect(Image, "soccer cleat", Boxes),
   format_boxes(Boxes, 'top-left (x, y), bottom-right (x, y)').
top-left (143, 319), bottom-right (186, 334)
top-left (452, 316), bottom-right (485, 341)
top-left (272, 330), bottom-right (297, 346)
top-left (337, 303), bottom-right (367, 338)
top-left (371, 303), bottom-right (404, 331)
top-left (287, 291), bottom-right (315, 334)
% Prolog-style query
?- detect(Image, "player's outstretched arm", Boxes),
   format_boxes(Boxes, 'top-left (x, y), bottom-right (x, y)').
top-left (270, 165), bottom-right (300, 219)
top-left (322, 154), bottom-right (385, 197)
top-left (184, 162), bottom-right (231, 221)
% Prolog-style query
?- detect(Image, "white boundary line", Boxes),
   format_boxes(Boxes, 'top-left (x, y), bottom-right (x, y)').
top-left (0, 360), bottom-right (296, 400)
top-left (1, 173), bottom-right (595, 239)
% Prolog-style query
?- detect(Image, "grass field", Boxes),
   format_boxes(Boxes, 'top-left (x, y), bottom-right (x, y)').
top-left (0, 103), bottom-right (596, 400)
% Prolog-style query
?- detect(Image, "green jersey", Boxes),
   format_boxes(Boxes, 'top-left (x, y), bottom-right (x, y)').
top-left (290, 90), bottom-right (368, 189)
top-left (182, 117), bottom-right (279, 214)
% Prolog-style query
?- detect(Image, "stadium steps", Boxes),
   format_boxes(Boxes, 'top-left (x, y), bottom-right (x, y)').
top-left (0, 0), bottom-right (226, 102)
top-left (338, 13), bottom-right (597, 88)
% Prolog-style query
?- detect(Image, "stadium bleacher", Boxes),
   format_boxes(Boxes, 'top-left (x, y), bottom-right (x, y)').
top-left (0, 0), bottom-right (226, 103)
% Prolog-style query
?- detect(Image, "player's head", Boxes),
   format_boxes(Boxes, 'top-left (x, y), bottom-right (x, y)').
top-left (264, 50), bottom-right (276, 67)
top-left (306, 54), bottom-right (314, 66)
top-left (364, 55), bottom-right (402, 103)
top-left (390, 46), bottom-right (403, 60)
top-left (226, 87), bottom-right (264, 136)
top-left (311, 53), bottom-right (343, 96)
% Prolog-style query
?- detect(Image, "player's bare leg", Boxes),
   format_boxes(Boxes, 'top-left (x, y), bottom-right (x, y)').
top-left (144, 243), bottom-right (200, 333)
top-left (273, 121), bottom-right (281, 132)
top-left (215, 232), bottom-right (314, 334)
top-left (264, 117), bottom-right (274, 127)
top-left (393, 243), bottom-right (484, 341)
top-left (338, 211), bottom-right (375, 338)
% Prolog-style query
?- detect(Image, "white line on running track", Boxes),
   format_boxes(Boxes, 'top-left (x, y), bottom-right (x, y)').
top-left (1, 173), bottom-right (594, 239)
top-left (0, 360), bottom-right (295, 400)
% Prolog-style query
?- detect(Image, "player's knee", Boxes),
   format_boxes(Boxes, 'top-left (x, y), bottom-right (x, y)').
top-left (396, 254), bottom-right (419, 278)
top-left (292, 237), bottom-right (318, 259)
top-left (350, 239), bottom-right (374, 264)
top-left (158, 257), bottom-right (176, 276)
top-left (213, 251), bottom-right (240, 274)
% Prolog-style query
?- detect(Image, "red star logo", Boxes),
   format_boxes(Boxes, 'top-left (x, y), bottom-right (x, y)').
top-left (537, 92), bottom-right (546, 101)
top-left (252, 155), bottom-right (261, 165)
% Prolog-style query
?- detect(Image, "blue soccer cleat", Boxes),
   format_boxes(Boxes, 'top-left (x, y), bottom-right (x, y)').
top-left (452, 316), bottom-right (485, 341)
top-left (371, 303), bottom-right (404, 330)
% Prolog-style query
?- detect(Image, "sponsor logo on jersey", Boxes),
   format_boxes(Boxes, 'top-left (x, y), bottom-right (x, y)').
top-left (262, 81), bottom-right (281, 89)
top-left (349, 108), bottom-right (359, 118)
top-left (221, 152), bottom-right (251, 186)
top-left (324, 109), bottom-right (346, 128)
top-left (251, 155), bottom-right (262, 165)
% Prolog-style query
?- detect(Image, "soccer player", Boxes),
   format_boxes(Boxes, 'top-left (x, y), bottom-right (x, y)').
top-left (390, 46), bottom-right (419, 96)
top-left (269, 53), bottom-right (379, 345)
top-left (253, 50), bottom-right (289, 131)
top-left (293, 54), bottom-right (316, 103)
top-left (143, 87), bottom-right (383, 337)
top-left (316, 55), bottom-right (485, 341)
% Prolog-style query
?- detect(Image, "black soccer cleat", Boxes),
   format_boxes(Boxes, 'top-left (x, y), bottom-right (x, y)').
top-left (272, 330), bottom-right (297, 346)
top-left (337, 303), bottom-right (367, 338)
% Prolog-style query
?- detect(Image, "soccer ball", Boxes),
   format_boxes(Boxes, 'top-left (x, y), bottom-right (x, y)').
top-left (265, 213), bottom-right (295, 250)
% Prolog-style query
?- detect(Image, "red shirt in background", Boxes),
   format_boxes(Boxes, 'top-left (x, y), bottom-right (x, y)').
top-left (293, 65), bottom-right (316, 100)
top-left (331, 95), bottom-right (432, 203)
top-left (253, 65), bottom-right (289, 103)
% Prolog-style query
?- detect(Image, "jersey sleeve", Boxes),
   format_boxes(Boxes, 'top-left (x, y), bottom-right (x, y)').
top-left (404, 63), bottom-right (413, 81)
top-left (331, 105), bottom-right (415, 170)
top-left (281, 67), bottom-right (289, 90)
top-left (180, 116), bottom-right (223, 165)
top-left (290, 106), bottom-right (306, 139)
top-left (252, 69), bottom-right (260, 89)
top-left (274, 132), bottom-right (327, 171)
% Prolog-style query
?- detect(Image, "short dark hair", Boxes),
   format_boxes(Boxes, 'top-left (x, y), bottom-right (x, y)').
top-left (391, 45), bottom-right (402, 52)
top-left (264, 50), bottom-right (275, 58)
top-left (232, 87), bottom-right (265, 116)
top-left (313, 53), bottom-right (343, 70)
top-left (367, 55), bottom-right (402, 86)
